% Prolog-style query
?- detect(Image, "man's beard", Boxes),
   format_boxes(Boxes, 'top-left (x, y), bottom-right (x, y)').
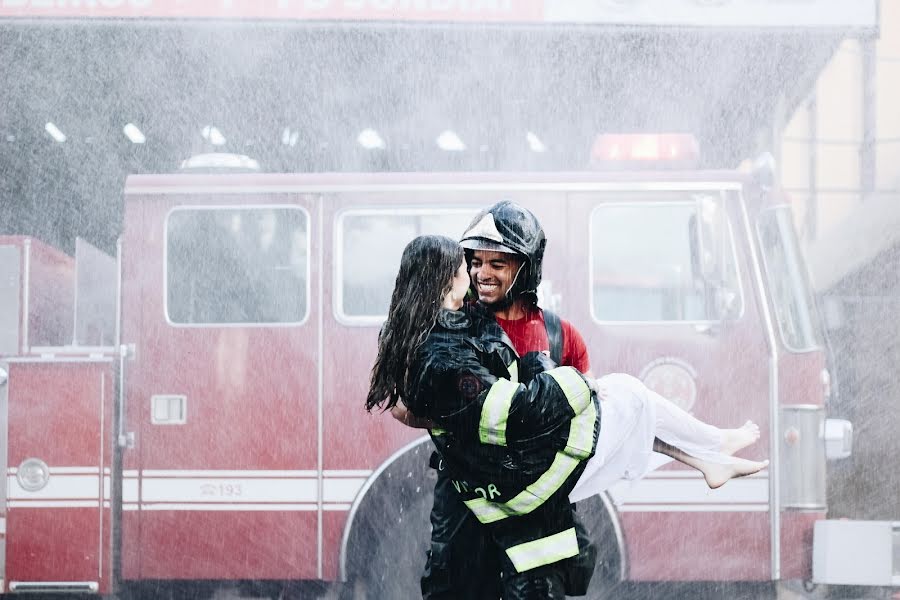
top-left (479, 293), bottom-right (514, 312)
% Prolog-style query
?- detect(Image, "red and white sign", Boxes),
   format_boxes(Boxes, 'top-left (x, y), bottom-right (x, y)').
top-left (0, 0), bottom-right (543, 22)
top-left (0, 0), bottom-right (878, 27)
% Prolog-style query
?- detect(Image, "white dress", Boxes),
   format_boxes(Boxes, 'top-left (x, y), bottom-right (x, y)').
top-left (569, 373), bottom-right (733, 503)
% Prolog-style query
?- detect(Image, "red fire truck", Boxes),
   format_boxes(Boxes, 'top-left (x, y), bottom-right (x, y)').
top-left (0, 136), bottom-right (866, 598)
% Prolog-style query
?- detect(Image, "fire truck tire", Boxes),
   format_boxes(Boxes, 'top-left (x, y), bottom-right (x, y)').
top-left (341, 437), bottom-right (436, 599)
top-left (570, 493), bottom-right (626, 600)
top-left (117, 580), bottom-right (216, 600)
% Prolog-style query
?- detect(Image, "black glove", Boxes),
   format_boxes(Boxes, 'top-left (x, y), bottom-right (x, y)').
top-left (519, 351), bottom-right (558, 385)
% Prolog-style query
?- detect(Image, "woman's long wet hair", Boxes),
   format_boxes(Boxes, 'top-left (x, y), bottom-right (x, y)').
top-left (366, 235), bottom-right (464, 412)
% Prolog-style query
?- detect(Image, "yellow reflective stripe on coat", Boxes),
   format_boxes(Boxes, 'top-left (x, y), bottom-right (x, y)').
top-left (513, 451), bottom-right (580, 511)
top-left (507, 361), bottom-right (519, 383)
top-left (565, 407), bottom-right (596, 459)
top-left (506, 528), bottom-right (579, 572)
top-left (463, 451), bottom-right (581, 524)
top-left (547, 367), bottom-right (596, 459)
top-left (546, 367), bottom-right (591, 413)
top-left (464, 497), bottom-right (509, 524)
top-left (465, 366), bottom-right (597, 525)
top-left (479, 378), bottom-right (519, 446)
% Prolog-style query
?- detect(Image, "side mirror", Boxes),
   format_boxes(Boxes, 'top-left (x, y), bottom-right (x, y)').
top-left (690, 194), bottom-right (740, 322)
top-left (715, 286), bottom-right (741, 320)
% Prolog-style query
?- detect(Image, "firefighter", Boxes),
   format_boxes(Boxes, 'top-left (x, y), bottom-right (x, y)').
top-left (450, 202), bottom-right (597, 598)
top-left (367, 234), bottom-right (601, 600)
top-left (441, 205), bottom-right (766, 598)
top-left (372, 233), bottom-right (768, 599)
top-left (401, 201), bottom-right (598, 598)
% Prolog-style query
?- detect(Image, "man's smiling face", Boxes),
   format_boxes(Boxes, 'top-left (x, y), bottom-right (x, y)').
top-left (468, 249), bottom-right (524, 305)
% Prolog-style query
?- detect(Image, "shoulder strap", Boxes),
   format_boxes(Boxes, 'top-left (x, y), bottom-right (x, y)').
top-left (543, 309), bottom-right (564, 366)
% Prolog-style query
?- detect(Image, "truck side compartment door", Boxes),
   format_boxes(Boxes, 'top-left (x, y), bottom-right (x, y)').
top-left (3, 359), bottom-right (115, 595)
top-left (122, 190), bottom-right (321, 581)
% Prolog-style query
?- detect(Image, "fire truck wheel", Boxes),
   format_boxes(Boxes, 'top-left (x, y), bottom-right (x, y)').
top-left (341, 438), bottom-right (436, 599)
top-left (572, 494), bottom-right (625, 599)
top-left (117, 580), bottom-right (216, 600)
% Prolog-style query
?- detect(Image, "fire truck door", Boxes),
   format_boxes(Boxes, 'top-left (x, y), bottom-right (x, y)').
top-left (1, 358), bottom-right (115, 595)
top-left (124, 198), bottom-right (320, 581)
top-left (0, 362), bottom-right (6, 591)
top-left (321, 198), bottom-right (508, 462)
top-left (320, 196), bottom-right (512, 580)
top-left (566, 189), bottom-right (774, 581)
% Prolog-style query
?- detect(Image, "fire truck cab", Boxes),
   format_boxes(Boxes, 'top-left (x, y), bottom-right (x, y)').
top-left (0, 139), bottom-right (868, 597)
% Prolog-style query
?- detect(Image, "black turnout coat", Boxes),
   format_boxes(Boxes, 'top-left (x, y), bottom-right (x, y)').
top-left (404, 305), bottom-right (600, 573)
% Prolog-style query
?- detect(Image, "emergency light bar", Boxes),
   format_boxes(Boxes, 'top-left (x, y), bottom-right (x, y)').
top-left (590, 133), bottom-right (700, 169)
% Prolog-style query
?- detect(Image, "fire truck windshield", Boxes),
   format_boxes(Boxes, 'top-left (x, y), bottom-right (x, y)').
top-left (590, 195), bottom-right (742, 323)
top-left (757, 206), bottom-right (824, 352)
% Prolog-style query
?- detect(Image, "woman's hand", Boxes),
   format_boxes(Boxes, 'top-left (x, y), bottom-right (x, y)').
top-left (587, 378), bottom-right (608, 400)
top-left (390, 403), bottom-right (435, 429)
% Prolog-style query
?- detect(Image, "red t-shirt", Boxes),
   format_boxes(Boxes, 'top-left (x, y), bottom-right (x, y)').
top-left (495, 307), bottom-right (590, 374)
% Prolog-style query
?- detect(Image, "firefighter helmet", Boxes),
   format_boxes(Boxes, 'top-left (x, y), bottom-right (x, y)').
top-left (459, 201), bottom-right (546, 300)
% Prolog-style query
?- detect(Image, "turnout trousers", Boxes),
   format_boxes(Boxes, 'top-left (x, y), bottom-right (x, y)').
top-left (421, 461), bottom-right (596, 599)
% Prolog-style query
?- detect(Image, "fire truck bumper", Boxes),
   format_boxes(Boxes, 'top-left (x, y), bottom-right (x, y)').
top-left (812, 520), bottom-right (900, 586)
top-left (8, 581), bottom-right (99, 594)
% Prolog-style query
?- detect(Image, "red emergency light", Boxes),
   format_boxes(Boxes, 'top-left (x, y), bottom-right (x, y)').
top-left (590, 133), bottom-right (700, 169)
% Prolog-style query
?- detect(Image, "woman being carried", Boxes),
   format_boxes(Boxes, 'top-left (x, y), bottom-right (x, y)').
top-left (366, 235), bottom-right (767, 591)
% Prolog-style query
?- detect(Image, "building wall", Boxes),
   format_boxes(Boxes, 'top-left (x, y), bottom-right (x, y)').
top-left (780, 3), bottom-right (900, 522)
top-left (782, 1), bottom-right (900, 260)
top-left (782, 38), bottom-right (862, 246)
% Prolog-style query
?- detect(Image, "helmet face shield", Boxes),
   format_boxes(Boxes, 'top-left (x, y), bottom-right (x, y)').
top-left (460, 201), bottom-right (545, 302)
top-left (459, 237), bottom-right (519, 254)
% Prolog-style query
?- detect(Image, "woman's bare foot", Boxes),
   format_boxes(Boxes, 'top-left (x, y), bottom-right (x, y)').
top-left (702, 458), bottom-right (769, 489)
top-left (720, 420), bottom-right (761, 456)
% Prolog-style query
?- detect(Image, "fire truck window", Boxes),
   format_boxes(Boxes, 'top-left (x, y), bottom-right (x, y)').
top-left (166, 208), bottom-right (308, 325)
top-left (758, 207), bottom-right (823, 352)
top-left (0, 245), bottom-right (21, 354)
top-left (339, 211), bottom-right (476, 318)
top-left (590, 203), bottom-right (742, 322)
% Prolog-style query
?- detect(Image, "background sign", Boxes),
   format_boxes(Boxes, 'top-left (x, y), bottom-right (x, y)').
top-left (0, 0), bottom-right (879, 27)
